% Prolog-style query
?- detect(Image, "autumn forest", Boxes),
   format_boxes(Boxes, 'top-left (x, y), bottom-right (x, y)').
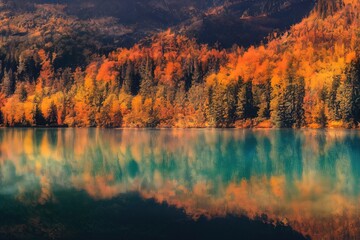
top-left (1, 0), bottom-right (360, 128)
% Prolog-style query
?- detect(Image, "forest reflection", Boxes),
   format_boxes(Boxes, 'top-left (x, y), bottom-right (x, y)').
top-left (0, 128), bottom-right (359, 239)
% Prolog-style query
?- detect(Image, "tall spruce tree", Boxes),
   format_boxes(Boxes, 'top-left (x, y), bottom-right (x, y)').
top-left (254, 80), bottom-right (271, 120)
top-left (2, 69), bottom-right (15, 97)
top-left (236, 78), bottom-right (255, 120)
top-left (123, 61), bottom-right (133, 94)
top-left (293, 76), bottom-right (305, 128)
top-left (139, 57), bottom-right (154, 98)
top-left (271, 62), bottom-right (305, 128)
top-left (328, 75), bottom-right (341, 121)
top-left (315, 86), bottom-right (328, 128)
top-left (207, 81), bottom-right (237, 127)
top-left (338, 60), bottom-right (360, 126)
top-left (337, 60), bottom-right (360, 127)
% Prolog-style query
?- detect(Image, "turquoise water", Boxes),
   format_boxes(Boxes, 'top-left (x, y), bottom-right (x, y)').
top-left (0, 129), bottom-right (359, 239)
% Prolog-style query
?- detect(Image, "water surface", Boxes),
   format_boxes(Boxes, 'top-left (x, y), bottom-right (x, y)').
top-left (0, 128), bottom-right (359, 239)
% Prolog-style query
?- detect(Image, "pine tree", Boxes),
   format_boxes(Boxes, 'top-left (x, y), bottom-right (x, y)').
top-left (17, 54), bottom-right (26, 80)
top-left (207, 83), bottom-right (228, 127)
top-left (352, 60), bottom-right (360, 124)
top-left (35, 105), bottom-right (46, 126)
top-left (224, 83), bottom-right (238, 126)
top-left (293, 76), bottom-right (305, 128)
top-left (338, 80), bottom-right (353, 125)
top-left (123, 61), bottom-right (134, 95)
top-left (315, 87), bottom-right (328, 128)
top-left (61, 68), bottom-right (73, 91)
top-left (283, 65), bottom-right (296, 128)
top-left (236, 78), bottom-right (255, 120)
top-left (327, 75), bottom-right (341, 121)
top-left (236, 78), bottom-right (247, 120)
top-left (48, 101), bottom-right (58, 125)
top-left (2, 69), bottom-right (15, 97)
top-left (271, 62), bottom-right (305, 128)
top-left (254, 80), bottom-right (271, 120)
top-left (139, 57), bottom-right (154, 97)
top-left (123, 61), bottom-right (140, 96)
top-left (192, 60), bottom-right (202, 84)
top-left (18, 83), bottom-right (28, 102)
top-left (271, 77), bottom-right (288, 128)
top-left (338, 60), bottom-right (360, 126)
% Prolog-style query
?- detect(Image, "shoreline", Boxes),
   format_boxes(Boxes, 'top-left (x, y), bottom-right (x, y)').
top-left (0, 126), bottom-right (359, 130)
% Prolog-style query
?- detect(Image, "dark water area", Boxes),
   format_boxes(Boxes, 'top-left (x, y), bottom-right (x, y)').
top-left (0, 192), bottom-right (304, 240)
top-left (0, 128), bottom-right (359, 239)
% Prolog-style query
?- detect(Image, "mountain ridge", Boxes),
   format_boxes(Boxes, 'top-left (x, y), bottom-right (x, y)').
top-left (0, 0), bottom-right (315, 48)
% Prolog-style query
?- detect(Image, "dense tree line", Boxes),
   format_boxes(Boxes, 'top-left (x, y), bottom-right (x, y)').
top-left (0, 29), bottom-right (359, 128)
top-left (0, 1), bottom-right (359, 128)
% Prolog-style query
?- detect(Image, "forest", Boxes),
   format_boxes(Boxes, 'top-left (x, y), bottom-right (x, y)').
top-left (0, 0), bottom-right (359, 128)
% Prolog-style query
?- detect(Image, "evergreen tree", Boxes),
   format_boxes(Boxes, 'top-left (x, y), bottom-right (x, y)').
top-left (123, 61), bottom-right (140, 96)
top-left (352, 60), bottom-right (360, 124)
top-left (48, 101), bottom-right (58, 125)
top-left (236, 78), bottom-right (255, 120)
top-left (338, 60), bottom-right (360, 126)
top-left (34, 105), bottom-right (46, 126)
top-left (139, 57), bottom-right (154, 97)
top-left (315, 86), bottom-right (328, 128)
top-left (224, 83), bottom-right (238, 126)
top-left (254, 80), bottom-right (271, 120)
top-left (327, 75), bottom-right (341, 121)
top-left (2, 69), bottom-right (15, 97)
top-left (16, 54), bottom-right (26, 81)
top-left (271, 77), bottom-right (286, 128)
top-left (293, 76), bottom-right (305, 128)
top-left (207, 83), bottom-right (228, 127)
top-left (18, 83), bottom-right (28, 102)
top-left (61, 68), bottom-right (73, 91)
top-left (271, 62), bottom-right (305, 128)
top-left (123, 61), bottom-right (134, 95)
top-left (192, 60), bottom-right (202, 84)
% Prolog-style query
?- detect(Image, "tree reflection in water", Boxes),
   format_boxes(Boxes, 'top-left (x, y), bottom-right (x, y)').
top-left (0, 128), bottom-right (359, 239)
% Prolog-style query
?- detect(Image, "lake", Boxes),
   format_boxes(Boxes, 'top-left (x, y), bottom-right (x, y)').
top-left (0, 128), bottom-right (359, 239)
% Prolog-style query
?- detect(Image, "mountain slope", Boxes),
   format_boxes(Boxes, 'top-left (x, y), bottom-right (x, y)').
top-left (0, 0), bottom-right (359, 130)
top-left (0, 0), bottom-right (314, 48)
top-left (180, 0), bottom-right (315, 47)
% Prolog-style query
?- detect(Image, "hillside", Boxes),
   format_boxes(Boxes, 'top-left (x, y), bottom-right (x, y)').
top-left (0, 0), bottom-right (313, 48)
top-left (180, 0), bottom-right (315, 47)
top-left (0, 0), bottom-right (315, 86)
top-left (0, 0), bottom-right (359, 128)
